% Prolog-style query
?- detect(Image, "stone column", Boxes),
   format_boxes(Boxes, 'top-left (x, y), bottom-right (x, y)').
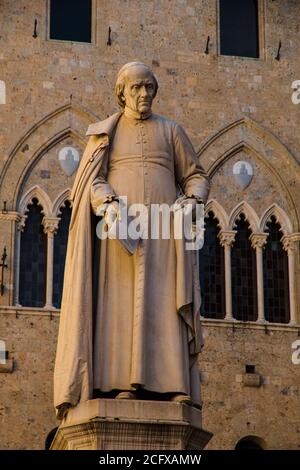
top-left (250, 233), bottom-right (268, 323)
top-left (42, 217), bottom-right (60, 309)
top-left (14, 215), bottom-right (27, 306)
top-left (0, 211), bottom-right (25, 306)
top-left (282, 233), bottom-right (300, 325)
top-left (218, 231), bottom-right (236, 321)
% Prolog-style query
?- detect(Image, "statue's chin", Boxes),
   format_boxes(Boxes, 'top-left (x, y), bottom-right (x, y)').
top-left (138, 105), bottom-right (151, 113)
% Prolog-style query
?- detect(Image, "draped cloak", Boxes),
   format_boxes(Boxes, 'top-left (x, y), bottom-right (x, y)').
top-left (54, 111), bottom-right (210, 411)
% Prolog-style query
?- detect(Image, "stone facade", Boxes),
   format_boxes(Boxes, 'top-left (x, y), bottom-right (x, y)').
top-left (0, 0), bottom-right (299, 449)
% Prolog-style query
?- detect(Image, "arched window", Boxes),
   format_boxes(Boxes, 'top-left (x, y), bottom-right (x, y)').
top-left (235, 436), bottom-right (264, 450)
top-left (263, 217), bottom-right (290, 323)
top-left (232, 214), bottom-right (257, 321)
top-left (199, 212), bottom-right (225, 319)
top-left (53, 201), bottom-right (72, 308)
top-left (19, 199), bottom-right (47, 307)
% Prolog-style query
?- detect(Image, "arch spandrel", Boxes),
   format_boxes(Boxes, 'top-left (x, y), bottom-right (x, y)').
top-left (0, 102), bottom-right (100, 210)
top-left (197, 118), bottom-right (299, 231)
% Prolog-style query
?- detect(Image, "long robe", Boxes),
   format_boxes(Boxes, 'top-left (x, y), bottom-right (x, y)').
top-left (54, 111), bottom-right (210, 410)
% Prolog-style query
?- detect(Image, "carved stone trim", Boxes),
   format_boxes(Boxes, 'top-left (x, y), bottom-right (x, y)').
top-left (42, 217), bottom-right (60, 236)
top-left (51, 399), bottom-right (213, 450)
top-left (0, 211), bottom-right (22, 222)
top-left (281, 233), bottom-right (300, 252)
top-left (218, 230), bottom-right (237, 247)
top-left (17, 215), bottom-right (27, 232)
top-left (250, 233), bottom-right (268, 250)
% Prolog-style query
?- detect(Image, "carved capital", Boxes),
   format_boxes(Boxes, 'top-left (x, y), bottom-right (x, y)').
top-left (218, 230), bottom-right (236, 248)
top-left (17, 215), bottom-right (27, 233)
top-left (250, 233), bottom-right (268, 250)
top-left (42, 217), bottom-right (60, 236)
top-left (281, 233), bottom-right (300, 253)
top-left (0, 211), bottom-right (22, 222)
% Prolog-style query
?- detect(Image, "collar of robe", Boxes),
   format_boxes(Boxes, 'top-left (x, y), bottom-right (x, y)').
top-left (123, 106), bottom-right (152, 121)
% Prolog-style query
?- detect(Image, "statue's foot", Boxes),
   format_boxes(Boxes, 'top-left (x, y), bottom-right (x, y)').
top-left (170, 394), bottom-right (192, 405)
top-left (115, 391), bottom-right (137, 400)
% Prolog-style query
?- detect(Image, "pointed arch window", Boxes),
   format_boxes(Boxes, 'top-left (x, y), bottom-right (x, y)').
top-left (235, 436), bottom-right (264, 450)
top-left (263, 217), bottom-right (290, 323)
top-left (19, 199), bottom-right (47, 307)
top-left (199, 211), bottom-right (226, 319)
top-left (232, 214), bottom-right (257, 321)
top-left (53, 201), bottom-right (72, 308)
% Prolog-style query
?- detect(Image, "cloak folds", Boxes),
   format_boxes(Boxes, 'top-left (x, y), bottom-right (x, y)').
top-left (54, 112), bottom-right (206, 411)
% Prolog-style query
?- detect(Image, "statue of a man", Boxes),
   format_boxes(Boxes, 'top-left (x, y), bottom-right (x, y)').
top-left (54, 62), bottom-right (210, 419)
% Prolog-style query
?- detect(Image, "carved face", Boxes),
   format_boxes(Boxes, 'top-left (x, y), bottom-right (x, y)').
top-left (122, 65), bottom-right (156, 114)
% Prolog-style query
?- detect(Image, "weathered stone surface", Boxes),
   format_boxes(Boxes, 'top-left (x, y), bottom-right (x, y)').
top-left (51, 399), bottom-right (212, 450)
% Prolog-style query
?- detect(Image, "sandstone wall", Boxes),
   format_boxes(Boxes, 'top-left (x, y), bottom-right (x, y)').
top-left (0, 0), bottom-right (299, 449)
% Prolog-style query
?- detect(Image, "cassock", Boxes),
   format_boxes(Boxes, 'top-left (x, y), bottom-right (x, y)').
top-left (54, 109), bottom-right (210, 411)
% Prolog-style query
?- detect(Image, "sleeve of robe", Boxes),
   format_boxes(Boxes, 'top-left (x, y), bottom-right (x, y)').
top-left (90, 153), bottom-right (117, 214)
top-left (173, 123), bottom-right (210, 203)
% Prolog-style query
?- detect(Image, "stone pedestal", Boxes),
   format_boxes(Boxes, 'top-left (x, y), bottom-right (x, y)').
top-left (51, 399), bottom-right (212, 450)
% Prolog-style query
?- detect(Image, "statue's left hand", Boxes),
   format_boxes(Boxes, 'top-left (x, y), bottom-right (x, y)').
top-left (177, 197), bottom-right (198, 209)
top-left (174, 196), bottom-right (199, 220)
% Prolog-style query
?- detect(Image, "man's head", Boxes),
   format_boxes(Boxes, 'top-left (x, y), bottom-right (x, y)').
top-left (115, 62), bottom-right (158, 114)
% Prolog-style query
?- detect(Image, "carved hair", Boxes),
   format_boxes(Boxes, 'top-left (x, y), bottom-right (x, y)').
top-left (115, 62), bottom-right (159, 108)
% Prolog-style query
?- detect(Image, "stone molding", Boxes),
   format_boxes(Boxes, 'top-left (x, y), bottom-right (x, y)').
top-left (218, 230), bottom-right (236, 247)
top-left (51, 399), bottom-right (213, 450)
top-left (42, 217), bottom-right (60, 236)
top-left (250, 233), bottom-right (268, 250)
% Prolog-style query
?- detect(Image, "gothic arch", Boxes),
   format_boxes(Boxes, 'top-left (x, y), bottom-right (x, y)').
top-left (197, 117), bottom-right (300, 231)
top-left (18, 185), bottom-right (52, 217)
top-left (205, 199), bottom-right (229, 230)
top-left (260, 203), bottom-right (293, 236)
top-left (52, 189), bottom-right (72, 217)
top-left (0, 101), bottom-right (101, 210)
top-left (229, 201), bottom-right (260, 233)
top-left (235, 435), bottom-right (266, 450)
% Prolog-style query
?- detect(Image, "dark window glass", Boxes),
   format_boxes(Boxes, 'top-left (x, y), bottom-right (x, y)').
top-left (235, 437), bottom-right (263, 450)
top-left (53, 202), bottom-right (72, 308)
top-left (199, 212), bottom-right (225, 319)
top-left (232, 214), bottom-right (257, 321)
top-left (219, 0), bottom-right (259, 58)
top-left (19, 199), bottom-right (47, 307)
top-left (263, 217), bottom-right (290, 323)
top-left (50, 0), bottom-right (92, 43)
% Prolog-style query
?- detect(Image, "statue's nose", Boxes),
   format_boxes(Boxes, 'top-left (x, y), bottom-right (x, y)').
top-left (140, 86), bottom-right (148, 97)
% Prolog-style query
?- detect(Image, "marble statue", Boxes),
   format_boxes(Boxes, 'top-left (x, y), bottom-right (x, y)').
top-left (54, 62), bottom-right (210, 419)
